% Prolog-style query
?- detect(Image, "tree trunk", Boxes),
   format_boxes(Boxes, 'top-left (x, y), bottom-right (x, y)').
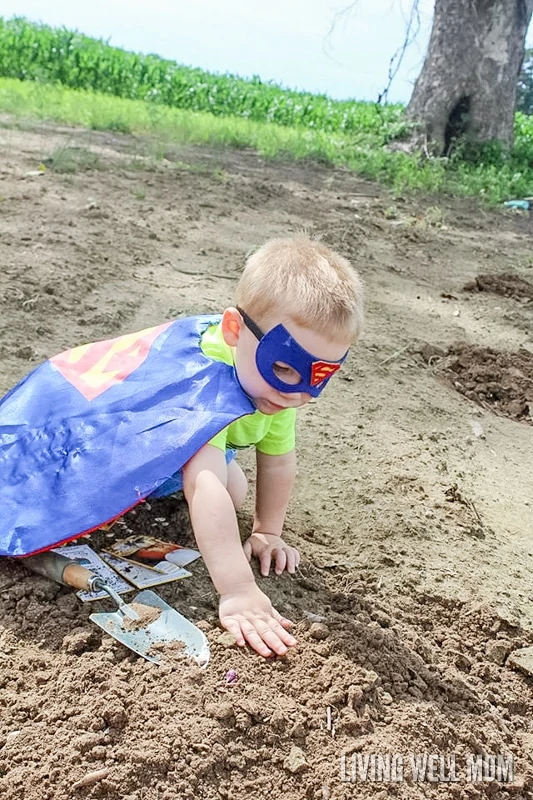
top-left (407, 0), bottom-right (533, 153)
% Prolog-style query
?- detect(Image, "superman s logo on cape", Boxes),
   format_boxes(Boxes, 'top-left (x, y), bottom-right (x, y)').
top-left (49, 321), bottom-right (173, 401)
top-left (0, 316), bottom-right (254, 557)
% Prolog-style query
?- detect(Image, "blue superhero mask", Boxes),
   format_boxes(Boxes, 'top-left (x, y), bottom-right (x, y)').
top-left (237, 307), bottom-right (348, 398)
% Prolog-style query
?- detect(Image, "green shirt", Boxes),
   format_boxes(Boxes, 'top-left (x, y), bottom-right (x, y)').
top-left (200, 322), bottom-right (296, 455)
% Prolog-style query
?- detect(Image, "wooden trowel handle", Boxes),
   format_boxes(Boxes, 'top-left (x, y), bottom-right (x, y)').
top-left (62, 562), bottom-right (94, 591)
top-left (23, 551), bottom-right (97, 592)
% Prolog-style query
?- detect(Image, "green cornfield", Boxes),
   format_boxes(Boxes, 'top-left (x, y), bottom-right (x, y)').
top-left (0, 16), bottom-right (407, 141)
top-left (1, 15), bottom-right (532, 202)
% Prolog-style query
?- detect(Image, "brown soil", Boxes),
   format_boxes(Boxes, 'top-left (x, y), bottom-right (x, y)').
top-left (437, 345), bottom-right (533, 424)
top-left (122, 602), bottom-right (162, 630)
top-left (464, 273), bottom-right (533, 303)
top-left (1, 121), bottom-right (533, 800)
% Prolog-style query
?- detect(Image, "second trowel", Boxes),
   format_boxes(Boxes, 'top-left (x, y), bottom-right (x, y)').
top-left (23, 551), bottom-right (209, 666)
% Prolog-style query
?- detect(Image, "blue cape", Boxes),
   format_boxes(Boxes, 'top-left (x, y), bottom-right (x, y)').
top-left (0, 315), bottom-right (254, 556)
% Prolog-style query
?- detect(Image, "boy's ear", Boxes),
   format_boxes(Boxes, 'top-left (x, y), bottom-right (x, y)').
top-left (221, 307), bottom-right (242, 347)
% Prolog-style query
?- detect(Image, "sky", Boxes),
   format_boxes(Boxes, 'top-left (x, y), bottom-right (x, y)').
top-left (2, 1), bottom-right (532, 103)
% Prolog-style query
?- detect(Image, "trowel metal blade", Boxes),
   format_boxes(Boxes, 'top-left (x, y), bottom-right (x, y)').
top-left (89, 589), bottom-right (210, 666)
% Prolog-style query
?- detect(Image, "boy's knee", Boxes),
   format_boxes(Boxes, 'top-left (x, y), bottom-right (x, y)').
top-left (226, 460), bottom-right (248, 509)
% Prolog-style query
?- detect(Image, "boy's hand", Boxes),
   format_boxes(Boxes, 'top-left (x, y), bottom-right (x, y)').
top-left (243, 532), bottom-right (300, 576)
top-left (219, 583), bottom-right (297, 658)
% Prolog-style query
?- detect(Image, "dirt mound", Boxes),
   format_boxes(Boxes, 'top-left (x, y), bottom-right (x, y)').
top-left (464, 273), bottom-right (533, 303)
top-left (2, 552), bottom-right (533, 800)
top-left (2, 496), bottom-right (533, 798)
top-left (437, 345), bottom-right (533, 423)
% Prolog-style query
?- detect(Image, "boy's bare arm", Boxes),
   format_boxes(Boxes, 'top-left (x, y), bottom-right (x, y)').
top-left (243, 450), bottom-right (301, 576)
top-left (254, 449), bottom-right (297, 536)
top-left (182, 445), bottom-right (296, 657)
top-left (182, 445), bottom-right (252, 591)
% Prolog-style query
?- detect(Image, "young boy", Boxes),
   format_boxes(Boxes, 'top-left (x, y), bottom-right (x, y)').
top-left (178, 237), bottom-right (364, 657)
top-left (0, 237), bottom-right (363, 659)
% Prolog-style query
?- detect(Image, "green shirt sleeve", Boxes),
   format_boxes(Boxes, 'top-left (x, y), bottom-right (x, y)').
top-left (256, 408), bottom-right (296, 455)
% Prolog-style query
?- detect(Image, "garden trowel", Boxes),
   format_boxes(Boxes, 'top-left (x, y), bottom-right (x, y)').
top-left (23, 551), bottom-right (210, 666)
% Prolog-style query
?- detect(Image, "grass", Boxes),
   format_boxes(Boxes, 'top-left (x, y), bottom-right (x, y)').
top-left (0, 77), bottom-right (532, 203)
top-left (43, 145), bottom-right (101, 173)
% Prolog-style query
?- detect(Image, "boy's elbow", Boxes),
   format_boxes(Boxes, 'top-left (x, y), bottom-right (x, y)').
top-left (182, 463), bottom-right (210, 503)
top-left (182, 446), bottom-right (229, 502)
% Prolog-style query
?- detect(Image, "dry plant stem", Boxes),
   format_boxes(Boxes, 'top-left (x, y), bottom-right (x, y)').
top-left (378, 344), bottom-right (410, 366)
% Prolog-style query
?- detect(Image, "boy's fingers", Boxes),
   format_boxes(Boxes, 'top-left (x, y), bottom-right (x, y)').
top-left (261, 627), bottom-right (289, 656)
top-left (240, 620), bottom-right (274, 658)
top-left (221, 605), bottom-right (296, 658)
top-left (285, 548), bottom-right (297, 574)
top-left (260, 550), bottom-right (272, 577)
top-left (269, 620), bottom-right (297, 648)
top-left (274, 548), bottom-right (287, 575)
top-left (252, 617), bottom-right (295, 655)
top-left (221, 614), bottom-right (273, 657)
top-left (242, 539), bottom-right (252, 562)
top-left (272, 607), bottom-right (295, 631)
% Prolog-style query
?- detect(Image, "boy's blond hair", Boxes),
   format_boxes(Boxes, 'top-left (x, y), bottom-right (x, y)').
top-left (235, 237), bottom-right (364, 343)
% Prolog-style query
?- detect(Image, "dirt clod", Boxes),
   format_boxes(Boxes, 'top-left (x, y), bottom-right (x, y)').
top-left (464, 272), bottom-right (533, 302)
top-left (61, 627), bottom-right (100, 654)
top-left (284, 745), bottom-right (307, 773)
top-left (486, 639), bottom-right (513, 666)
top-left (217, 631), bottom-right (239, 648)
top-left (205, 701), bottom-right (234, 721)
top-left (438, 344), bottom-right (533, 423)
top-left (508, 646), bottom-right (533, 677)
top-left (309, 622), bottom-right (331, 640)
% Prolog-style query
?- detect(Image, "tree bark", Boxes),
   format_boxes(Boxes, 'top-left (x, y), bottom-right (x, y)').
top-left (407, 0), bottom-right (533, 153)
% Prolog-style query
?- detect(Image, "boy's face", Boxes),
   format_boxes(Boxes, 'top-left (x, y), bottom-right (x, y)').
top-left (221, 308), bottom-right (350, 415)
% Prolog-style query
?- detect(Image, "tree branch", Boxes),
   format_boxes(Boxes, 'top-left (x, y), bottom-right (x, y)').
top-left (324, 1), bottom-right (422, 103)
